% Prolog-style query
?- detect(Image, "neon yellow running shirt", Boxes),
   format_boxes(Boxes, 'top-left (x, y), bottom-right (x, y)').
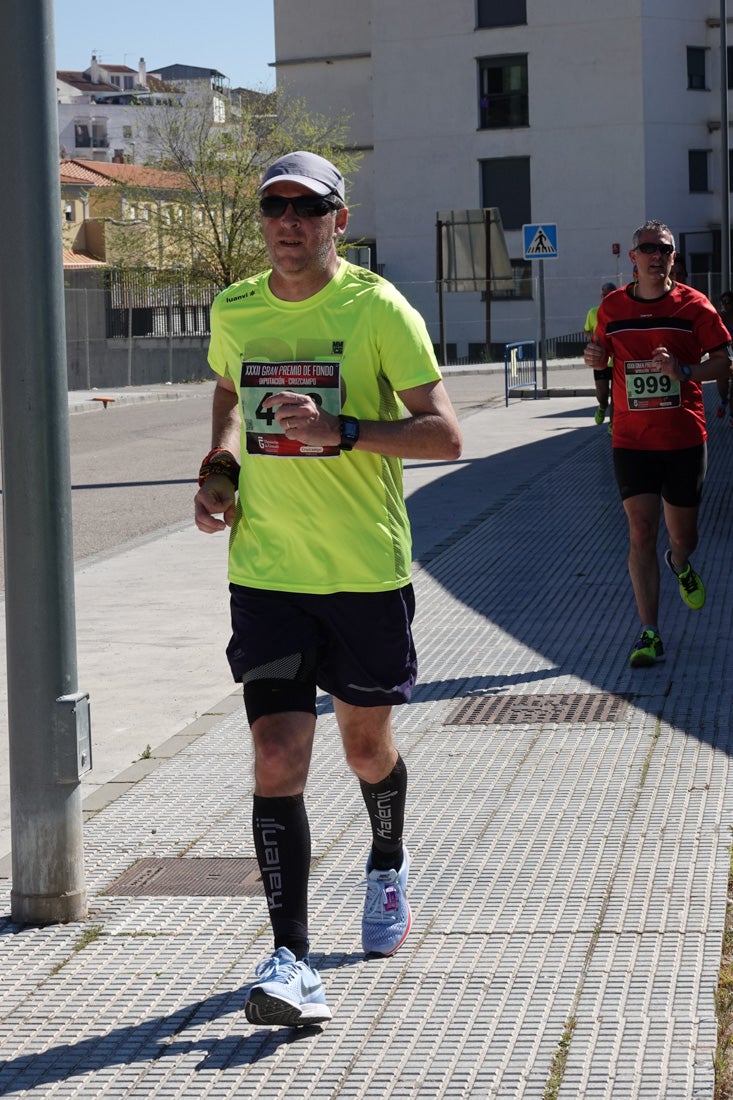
top-left (207, 259), bottom-right (442, 593)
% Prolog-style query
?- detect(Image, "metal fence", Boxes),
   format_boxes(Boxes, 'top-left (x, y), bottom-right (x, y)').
top-left (105, 269), bottom-right (219, 339)
top-left (504, 341), bottom-right (537, 405)
top-left (64, 269), bottom-right (215, 390)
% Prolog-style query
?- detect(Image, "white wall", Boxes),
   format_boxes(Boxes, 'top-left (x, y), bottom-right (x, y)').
top-left (273, 0), bottom-right (727, 354)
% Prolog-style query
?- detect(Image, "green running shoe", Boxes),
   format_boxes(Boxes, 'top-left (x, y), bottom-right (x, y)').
top-left (629, 629), bottom-right (664, 668)
top-left (594, 405), bottom-right (607, 425)
top-left (664, 550), bottom-right (705, 610)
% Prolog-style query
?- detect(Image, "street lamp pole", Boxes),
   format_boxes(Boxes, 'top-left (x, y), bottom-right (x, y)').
top-left (0, 0), bottom-right (88, 924)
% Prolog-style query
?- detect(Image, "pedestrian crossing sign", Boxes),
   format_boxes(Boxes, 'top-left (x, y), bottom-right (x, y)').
top-left (522, 223), bottom-right (558, 259)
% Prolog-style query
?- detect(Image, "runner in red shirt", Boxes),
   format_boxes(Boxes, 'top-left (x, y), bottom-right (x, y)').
top-left (584, 219), bottom-right (731, 668)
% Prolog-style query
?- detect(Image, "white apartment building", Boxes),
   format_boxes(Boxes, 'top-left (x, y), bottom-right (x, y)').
top-left (57, 56), bottom-right (228, 165)
top-left (273, 0), bottom-right (731, 358)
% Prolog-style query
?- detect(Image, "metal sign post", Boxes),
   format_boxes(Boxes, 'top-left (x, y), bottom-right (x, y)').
top-left (721, 0), bottom-right (730, 295)
top-left (436, 218), bottom-right (447, 365)
top-left (538, 264), bottom-right (548, 390)
top-left (436, 209), bottom-right (514, 364)
top-left (523, 223), bottom-right (558, 391)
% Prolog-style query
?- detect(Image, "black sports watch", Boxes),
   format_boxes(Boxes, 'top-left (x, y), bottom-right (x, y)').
top-left (339, 415), bottom-right (360, 451)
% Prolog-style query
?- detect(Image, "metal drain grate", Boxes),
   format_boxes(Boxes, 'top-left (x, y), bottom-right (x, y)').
top-left (445, 692), bottom-right (629, 726)
top-left (104, 857), bottom-right (264, 897)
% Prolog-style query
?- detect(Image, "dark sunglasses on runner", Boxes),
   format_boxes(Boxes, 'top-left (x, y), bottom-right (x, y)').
top-left (635, 242), bottom-right (675, 255)
top-left (259, 194), bottom-right (340, 218)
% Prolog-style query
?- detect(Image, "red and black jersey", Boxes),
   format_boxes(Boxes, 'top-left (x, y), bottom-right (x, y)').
top-left (594, 282), bottom-right (729, 450)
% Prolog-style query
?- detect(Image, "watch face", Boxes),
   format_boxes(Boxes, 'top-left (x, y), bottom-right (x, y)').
top-left (343, 421), bottom-right (358, 442)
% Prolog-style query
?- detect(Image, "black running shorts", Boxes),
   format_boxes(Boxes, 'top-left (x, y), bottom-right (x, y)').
top-left (613, 443), bottom-right (707, 506)
top-left (226, 584), bottom-right (418, 712)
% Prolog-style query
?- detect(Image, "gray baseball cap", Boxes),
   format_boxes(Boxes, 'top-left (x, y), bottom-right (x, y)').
top-left (258, 151), bottom-right (345, 200)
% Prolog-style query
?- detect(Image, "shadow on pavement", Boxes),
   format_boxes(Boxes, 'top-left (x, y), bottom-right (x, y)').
top-left (406, 390), bottom-right (733, 754)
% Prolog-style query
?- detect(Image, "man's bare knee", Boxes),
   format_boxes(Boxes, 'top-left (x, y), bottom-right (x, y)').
top-left (251, 713), bottom-right (315, 796)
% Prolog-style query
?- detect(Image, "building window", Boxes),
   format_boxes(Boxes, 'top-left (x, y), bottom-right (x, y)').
top-left (477, 0), bottom-right (526, 28)
top-left (687, 47), bottom-right (707, 90)
top-left (124, 75), bottom-right (134, 90)
top-left (728, 46), bottom-right (733, 89)
top-left (688, 149), bottom-right (710, 192)
top-left (92, 119), bottom-right (108, 149)
top-left (479, 55), bottom-right (528, 129)
top-left (492, 259), bottom-right (532, 299)
top-left (481, 156), bottom-right (530, 230)
top-left (74, 121), bottom-right (91, 148)
top-left (689, 252), bottom-right (713, 280)
top-left (73, 119), bottom-right (108, 150)
top-left (123, 125), bottom-right (133, 139)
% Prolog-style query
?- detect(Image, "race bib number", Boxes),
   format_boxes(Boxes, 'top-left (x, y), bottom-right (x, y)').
top-left (240, 360), bottom-right (341, 457)
top-left (624, 360), bottom-right (681, 410)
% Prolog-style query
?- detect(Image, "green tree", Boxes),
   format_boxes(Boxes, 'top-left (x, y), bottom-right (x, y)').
top-left (107, 88), bottom-right (359, 291)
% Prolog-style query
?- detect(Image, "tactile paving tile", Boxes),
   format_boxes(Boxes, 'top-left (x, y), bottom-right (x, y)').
top-left (0, 393), bottom-right (731, 1098)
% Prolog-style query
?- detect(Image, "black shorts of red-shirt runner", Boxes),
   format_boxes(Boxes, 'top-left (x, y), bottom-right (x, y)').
top-left (226, 583), bottom-right (417, 715)
top-left (613, 443), bottom-right (707, 506)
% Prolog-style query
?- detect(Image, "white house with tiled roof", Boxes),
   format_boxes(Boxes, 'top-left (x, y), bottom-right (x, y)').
top-left (57, 56), bottom-right (153, 161)
top-left (57, 54), bottom-right (231, 162)
top-left (56, 55), bottom-right (149, 103)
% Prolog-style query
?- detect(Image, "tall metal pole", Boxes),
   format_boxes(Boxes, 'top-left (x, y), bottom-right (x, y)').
top-left (436, 219), bottom-right (447, 365)
top-left (484, 211), bottom-right (492, 356)
top-left (538, 263), bottom-right (548, 390)
top-left (721, 0), bottom-right (730, 294)
top-left (0, 0), bottom-right (87, 923)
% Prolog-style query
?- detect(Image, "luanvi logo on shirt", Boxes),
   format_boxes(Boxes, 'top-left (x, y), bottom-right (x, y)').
top-left (332, 341), bottom-right (344, 355)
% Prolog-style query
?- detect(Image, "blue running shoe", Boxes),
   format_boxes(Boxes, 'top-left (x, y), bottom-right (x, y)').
top-left (244, 947), bottom-right (331, 1027)
top-left (362, 847), bottom-right (412, 957)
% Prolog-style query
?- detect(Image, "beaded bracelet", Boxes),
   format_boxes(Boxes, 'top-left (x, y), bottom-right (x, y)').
top-left (198, 448), bottom-right (240, 489)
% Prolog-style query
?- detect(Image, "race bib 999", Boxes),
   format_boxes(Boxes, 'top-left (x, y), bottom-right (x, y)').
top-left (624, 360), bottom-right (681, 410)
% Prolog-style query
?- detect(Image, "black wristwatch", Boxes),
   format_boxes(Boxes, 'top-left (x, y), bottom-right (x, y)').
top-left (339, 415), bottom-right (360, 451)
top-left (680, 364), bottom-right (693, 382)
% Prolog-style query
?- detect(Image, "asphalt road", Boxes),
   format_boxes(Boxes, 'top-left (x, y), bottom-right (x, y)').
top-left (0, 386), bottom-right (214, 592)
top-left (0, 366), bottom-right (555, 593)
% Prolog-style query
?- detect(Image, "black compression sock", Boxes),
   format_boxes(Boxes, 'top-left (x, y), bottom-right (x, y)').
top-left (252, 793), bottom-right (310, 960)
top-left (359, 754), bottom-right (408, 871)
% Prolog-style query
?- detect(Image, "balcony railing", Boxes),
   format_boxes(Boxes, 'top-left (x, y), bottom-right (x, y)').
top-left (479, 92), bottom-right (528, 129)
top-left (74, 135), bottom-right (110, 149)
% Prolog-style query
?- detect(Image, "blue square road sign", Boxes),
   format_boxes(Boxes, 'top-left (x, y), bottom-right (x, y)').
top-left (523, 223), bottom-right (558, 259)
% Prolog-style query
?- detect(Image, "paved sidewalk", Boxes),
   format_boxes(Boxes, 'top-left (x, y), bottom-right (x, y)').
top-left (1, 372), bottom-right (732, 1098)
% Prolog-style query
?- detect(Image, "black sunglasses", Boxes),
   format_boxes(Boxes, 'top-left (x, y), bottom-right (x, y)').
top-left (636, 242), bottom-right (675, 255)
top-left (259, 194), bottom-right (339, 219)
